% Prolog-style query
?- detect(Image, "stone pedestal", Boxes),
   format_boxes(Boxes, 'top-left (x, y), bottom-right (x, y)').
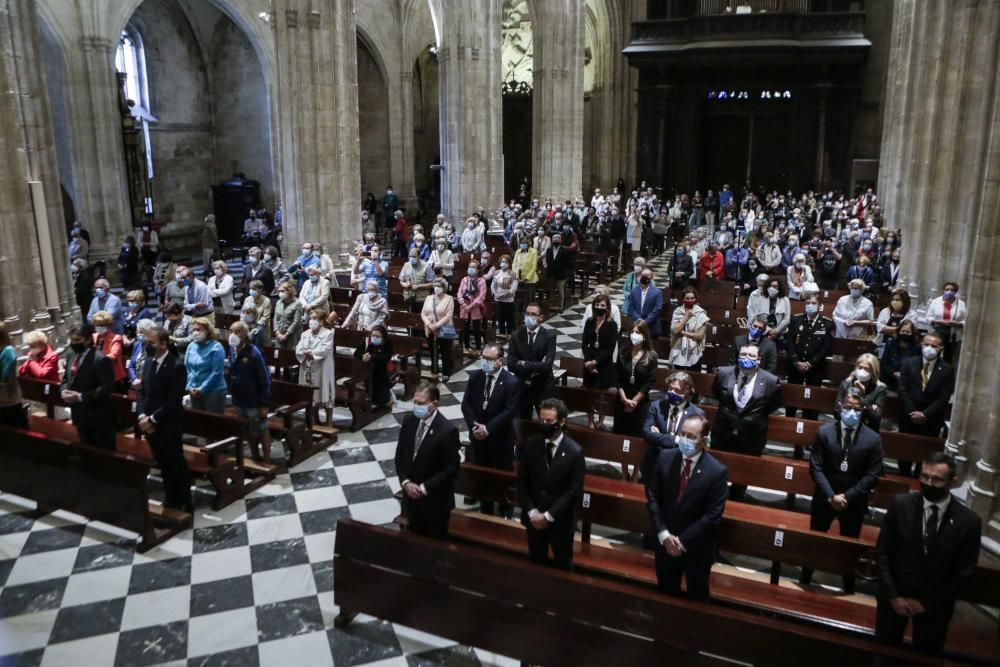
top-left (432, 0), bottom-right (504, 224)
top-left (878, 0), bottom-right (1000, 534)
top-left (531, 0), bottom-right (584, 202)
top-left (273, 0), bottom-right (361, 264)
top-left (0, 0), bottom-right (74, 338)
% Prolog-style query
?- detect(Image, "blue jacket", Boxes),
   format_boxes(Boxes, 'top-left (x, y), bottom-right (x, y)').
top-left (229, 342), bottom-right (272, 408)
top-left (183, 340), bottom-right (227, 395)
top-left (626, 284), bottom-right (664, 336)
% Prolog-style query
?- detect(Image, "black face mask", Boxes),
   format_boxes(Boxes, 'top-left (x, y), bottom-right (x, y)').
top-left (640, 277), bottom-right (651, 285)
top-left (920, 483), bottom-right (950, 503)
top-left (540, 422), bottom-right (560, 438)
top-left (145, 343), bottom-right (158, 357)
top-left (593, 307), bottom-right (607, 317)
top-left (898, 334), bottom-right (914, 345)
top-left (69, 342), bottom-right (87, 354)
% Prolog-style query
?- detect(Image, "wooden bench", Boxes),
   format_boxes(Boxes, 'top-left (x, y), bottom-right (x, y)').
top-left (267, 379), bottom-right (334, 466)
top-left (334, 327), bottom-right (422, 400)
top-left (0, 424), bottom-right (190, 552)
top-left (444, 464), bottom-right (999, 663)
top-left (553, 383), bottom-right (616, 430)
top-left (334, 519), bottom-right (937, 667)
top-left (515, 419), bottom-right (645, 482)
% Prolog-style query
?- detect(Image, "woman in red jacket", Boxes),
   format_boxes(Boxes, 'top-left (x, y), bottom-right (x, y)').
top-left (92, 310), bottom-right (128, 386)
top-left (17, 330), bottom-right (60, 382)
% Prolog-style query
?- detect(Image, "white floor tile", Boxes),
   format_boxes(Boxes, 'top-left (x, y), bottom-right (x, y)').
top-left (246, 514), bottom-right (305, 546)
top-left (60, 566), bottom-right (132, 607)
top-left (119, 586), bottom-right (191, 631)
top-left (0, 609), bottom-right (58, 655)
top-left (292, 487), bottom-right (347, 513)
top-left (251, 564), bottom-right (317, 606)
top-left (348, 499), bottom-right (401, 526)
top-left (187, 607), bottom-right (260, 657)
top-left (334, 461), bottom-right (386, 485)
top-left (6, 548), bottom-right (78, 586)
top-left (191, 546), bottom-right (253, 585)
top-left (258, 630), bottom-right (333, 667)
top-left (42, 632), bottom-right (118, 667)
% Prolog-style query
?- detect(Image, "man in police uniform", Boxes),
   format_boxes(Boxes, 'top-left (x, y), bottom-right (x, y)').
top-left (785, 292), bottom-right (834, 419)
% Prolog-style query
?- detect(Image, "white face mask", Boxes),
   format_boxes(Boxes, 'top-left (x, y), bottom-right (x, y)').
top-left (309, 319), bottom-right (322, 331)
top-left (228, 333), bottom-right (241, 348)
top-left (434, 286), bottom-right (445, 295)
top-left (193, 331), bottom-right (207, 343)
top-left (629, 332), bottom-right (644, 346)
top-left (855, 368), bottom-right (872, 383)
top-left (95, 326), bottom-right (108, 335)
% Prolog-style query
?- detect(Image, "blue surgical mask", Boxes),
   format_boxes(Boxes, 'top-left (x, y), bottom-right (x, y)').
top-left (412, 404), bottom-right (430, 420)
top-left (410, 257), bottom-right (419, 266)
top-left (841, 409), bottom-right (860, 429)
top-left (519, 243), bottom-right (528, 250)
top-left (748, 327), bottom-right (763, 340)
top-left (524, 316), bottom-right (538, 329)
top-left (738, 357), bottom-right (758, 371)
top-left (666, 390), bottom-right (685, 406)
top-left (805, 303), bottom-right (819, 315)
top-left (676, 436), bottom-right (698, 458)
top-left (94, 288), bottom-right (107, 298)
top-left (480, 359), bottom-right (498, 374)
top-left (849, 288), bottom-right (862, 298)
top-left (370, 336), bottom-right (383, 347)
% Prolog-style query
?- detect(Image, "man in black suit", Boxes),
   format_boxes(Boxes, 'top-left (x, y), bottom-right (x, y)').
top-left (641, 371), bottom-right (705, 481)
top-left (243, 248), bottom-right (276, 295)
top-left (461, 343), bottom-right (521, 517)
top-left (875, 452), bottom-right (981, 656)
top-left (544, 233), bottom-right (574, 312)
top-left (802, 389), bottom-right (883, 590)
top-left (785, 293), bottom-right (834, 419)
top-left (507, 302), bottom-right (557, 419)
top-left (60, 324), bottom-right (116, 450)
top-left (711, 345), bottom-right (783, 500)
top-left (728, 315), bottom-right (778, 374)
top-left (897, 332), bottom-right (955, 477)
top-left (517, 398), bottom-right (585, 570)
top-left (646, 414), bottom-right (728, 601)
top-left (395, 382), bottom-right (461, 539)
top-left (137, 326), bottom-right (192, 512)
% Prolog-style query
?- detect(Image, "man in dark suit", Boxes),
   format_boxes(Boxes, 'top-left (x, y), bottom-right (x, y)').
top-left (243, 250), bottom-right (275, 295)
top-left (785, 293), bottom-right (834, 419)
top-left (667, 245), bottom-right (694, 290)
top-left (802, 389), bottom-right (883, 590)
top-left (875, 452), bottom-right (981, 656)
top-left (897, 332), bottom-right (955, 477)
top-left (517, 398), bottom-right (585, 570)
top-left (711, 345), bottom-right (783, 500)
top-left (728, 315), bottom-right (778, 374)
top-left (461, 343), bottom-right (521, 517)
top-left (641, 371), bottom-right (705, 481)
top-left (625, 268), bottom-right (664, 336)
top-left (544, 233), bottom-right (574, 312)
top-left (60, 324), bottom-right (116, 450)
top-left (137, 326), bottom-right (193, 512)
top-left (646, 414), bottom-right (728, 601)
top-left (395, 382), bottom-right (461, 539)
top-left (507, 302), bottom-right (557, 419)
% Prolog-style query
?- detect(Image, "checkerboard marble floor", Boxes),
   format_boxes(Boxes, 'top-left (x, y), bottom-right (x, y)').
top-left (0, 280), bottom-right (627, 667)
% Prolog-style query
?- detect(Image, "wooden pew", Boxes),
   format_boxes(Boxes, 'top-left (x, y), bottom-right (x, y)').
top-left (334, 519), bottom-right (935, 667)
top-left (334, 354), bottom-right (388, 431)
top-left (552, 381), bottom-right (616, 430)
top-left (515, 419), bottom-right (644, 482)
top-left (334, 327), bottom-right (422, 400)
top-left (0, 424), bottom-right (190, 552)
top-left (444, 464), bottom-right (998, 663)
top-left (268, 379), bottom-right (333, 466)
top-left (110, 395), bottom-right (275, 510)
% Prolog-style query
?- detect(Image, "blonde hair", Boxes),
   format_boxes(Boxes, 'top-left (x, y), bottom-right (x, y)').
top-left (277, 280), bottom-right (297, 299)
top-left (127, 290), bottom-right (145, 303)
top-left (24, 330), bottom-right (48, 346)
top-left (92, 310), bottom-right (113, 327)
top-left (191, 317), bottom-right (216, 340)
top-left (855, 353), bottom-right (881, 384)
top-left (212, 260), bottom-right (228, 273)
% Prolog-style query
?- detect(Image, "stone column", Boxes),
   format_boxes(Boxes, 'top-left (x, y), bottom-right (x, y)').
top-left (273, 0), bottom-right (361, 264)
top-left (0, 0), bottom-right (73, 338)
top-left (392, 69), bottom-right (418, 211)
top-left (878, 0), bottom-right (1000, 540)
top-left (61, 33), bottom-right (133, 262)
top-left (530, 0), bottom-right (584, 202)
top-left (432, 0), bottom-right (504, 224)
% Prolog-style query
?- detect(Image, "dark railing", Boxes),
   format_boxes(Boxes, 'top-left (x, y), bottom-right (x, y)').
top-left (630, 11), bottom-right (866, 44)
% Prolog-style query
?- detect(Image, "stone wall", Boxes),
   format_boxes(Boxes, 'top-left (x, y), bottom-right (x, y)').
top-left (209, 17), bottom-right (275, 208)
top-left (134, 0), bottom-right (214, 246)
top-left (357, 38), bottom-right (391, 201)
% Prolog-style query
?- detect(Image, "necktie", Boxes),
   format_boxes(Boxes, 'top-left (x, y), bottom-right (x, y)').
top-left (924, 505), bottom-right (939, 548)
top-left (483, 375), bottom-right (494, 409)
top-left (529, 331), bottom-right (536, 348)
top-left (669, 407), bottom-right (680, 434)
top-left (842, 428), bottom-right (853, 459)
top-left (545, 441), bottom-right (555, 466)
top-left (69, 353), bottom-right (82, 384)
top-left (921, 362), bottom-right (931, 390)
top-left (414, 421), bottom-right (428, 459)
top-left (678, 458), bottom-right (693, 499)
top-left (738, 377), bottom-right (750, 403)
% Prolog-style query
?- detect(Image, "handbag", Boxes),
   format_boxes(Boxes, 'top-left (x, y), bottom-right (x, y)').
top-left (433, 296), bottom-right (457, 339)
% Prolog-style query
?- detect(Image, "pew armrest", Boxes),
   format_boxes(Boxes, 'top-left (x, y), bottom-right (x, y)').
top-left (276, 401), bottom-right (310, 418)
top-left (203, 436), bottom-right (240, 455)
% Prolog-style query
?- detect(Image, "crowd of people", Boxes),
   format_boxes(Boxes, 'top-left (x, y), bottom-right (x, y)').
top-left (0, 181), bottom-right (979, 659)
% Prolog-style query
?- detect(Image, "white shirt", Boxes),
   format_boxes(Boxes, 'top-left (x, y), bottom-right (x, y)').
top-left (528, 431), bottom-right (564, 523)
top-left (657, 449), bottom-right (704, 545)
top-left (734, 370), bottom-right (758, 410)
